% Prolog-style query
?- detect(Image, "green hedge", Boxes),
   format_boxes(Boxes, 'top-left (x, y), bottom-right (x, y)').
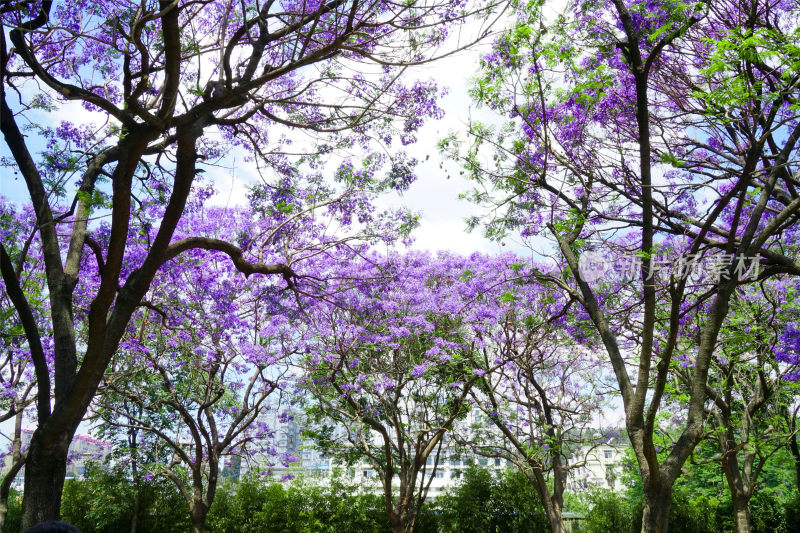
top-left (582, 488), bottom-right (800, 533)
top-left (5, 465), bottom-right (799, 533)
top-left (205, 473), bottom-right (397, 533)
top-left (435, 466), bottom-right (550, 533)
top-left (60, 464), bottom-right (190, 533)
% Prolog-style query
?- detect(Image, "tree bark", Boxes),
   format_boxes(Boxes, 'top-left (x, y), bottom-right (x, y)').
top-left (190, 509), bottom-right (206, 533)
top-left (129, 426), bottom-right (140, 533)
top-left (722, 451), bottom-right (752, 533)
top-left (732, 493), bottom-right (752, 533)
top-left (188, 494), bottom-right (209, 533)
top-left (529, 468), bottom-right (565, 533)
top-left (543, 504), bottom-right (565, 533)
top-left (19, 430), bottom-right (71, 530)
top-left (130, 489), bottom-right (139, 533)
top-left (641, 486), bottom-right (672, 533)
top-left (0, 412), bottom-right (26, 533)
top-left (788, 432), bottom-right (800, 494)
top-left (0, 498), bottom-right (8, 533)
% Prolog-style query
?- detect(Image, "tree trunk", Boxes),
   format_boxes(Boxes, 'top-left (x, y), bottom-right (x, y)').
top-left (0, 436), bottom-right (24, 533)
top-left (721, 443), bottom-right (752, 533)
top-left (19, 431), bottom-right (70, 531)
top-left (388, 506), bottom-right (415, 533)
top-left (0, 483), bottom-right (11, 533)
top-left (789, 433), bottom-right (800, 494)
top-left (390, 510), bottom-right (414, 533)
top-left (641, 487), bottom-right (671, 533)
top-left (130, 485), bottom-right (140, 533)
top-left (0, 499), bottom-right (8, 533)
top-left (732, 493), bottom-right (751, 533)
top-left (544, 506), bottom-right (565, 533)
top-left (532, 471), bottom-right (565, 533)
top-left (128, 424), bottom-right (140, 533)
top-left (190, 506), bottom-right (207, 533)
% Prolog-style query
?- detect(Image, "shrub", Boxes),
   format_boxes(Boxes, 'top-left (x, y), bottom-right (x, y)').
top-left (436, 466), bottom-right (548, 533)
top-left (60, 464), bottom-right (190, 533)
top-left (205, 472), bottom-right (394, 533)
top-left (1, 487), bottom-right (23, 533)
top-left (750, 491), bottom-right (788, 533)
top-left (582, 490), bottom-right (635, 533)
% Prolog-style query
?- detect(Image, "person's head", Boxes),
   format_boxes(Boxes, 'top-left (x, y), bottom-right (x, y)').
top-left (24, 521), bottom-right (81, 533)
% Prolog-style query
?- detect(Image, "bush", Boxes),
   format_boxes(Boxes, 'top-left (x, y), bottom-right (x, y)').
top-left (60, 464), bottom-right (190, 533)
top-left (14, 461), bottom-right (800, 533)
top-left (582, 490), bottom-right (636, 533)
top-left (583, 487), bottom-right (800, 533)
top-left (436, 466), bottom-right (549, 533)
top-left (784, 494), bottom-right (800, 533)
top-left (750, 491), bottom-right (788, 533)
top-left (205, 472), bottom-right (394, 533)
top-left (1, 487), bottom-right (23, 533)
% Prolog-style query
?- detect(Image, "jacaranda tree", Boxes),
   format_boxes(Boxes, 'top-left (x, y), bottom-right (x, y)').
top-left (301, 251), bottom-right (524, 533)
top-left (458, 279), bottom-right (608, 533)
top-left (0, 0), bottom-right (506, 527)
top-left (671, 278), bottom-right (800, 533)
top-left (91, 202), bottom-right (328, 533)
top-left (441, 0), bottom-right (800, 531)
top-left (0, 200), bottom-right (42, 532)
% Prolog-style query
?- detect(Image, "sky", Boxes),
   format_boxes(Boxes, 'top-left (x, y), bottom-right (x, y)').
top-left (371, 52), bottom-right (505, 255)
top-left (197, 45), bottom-right (513, 257)
top-left (0, 13), bottom-right (621, 443)
top-left (0, 21), bottom-right (522, 442)
top-left (0, 44), bottom-right (514, 259)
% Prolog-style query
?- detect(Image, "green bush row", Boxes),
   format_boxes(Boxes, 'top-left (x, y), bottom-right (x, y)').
top-left (580, 488), bottom-right (800, 533)
top-left (4, 464), bottom-right (799, 533)
top-left (7, 465), bottom-right (548, 533)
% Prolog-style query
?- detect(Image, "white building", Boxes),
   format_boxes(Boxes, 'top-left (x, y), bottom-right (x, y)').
top-left (570, 443), bottom-right (627, 491)
top-left (1, 430), bottom-right (112, 484)
top-left (258, 409), bottom-right (628, 495)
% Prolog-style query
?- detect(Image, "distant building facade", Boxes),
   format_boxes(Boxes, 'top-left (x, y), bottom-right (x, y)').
top-left (1, 430), bottom-right (112, 484)
top-left (249, 409), bottom-right (628, 494)
top-left (570, 443), bottom-right (626, 491)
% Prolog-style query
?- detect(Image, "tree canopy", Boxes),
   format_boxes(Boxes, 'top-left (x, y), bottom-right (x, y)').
top-left (2, 1), bottom-right (800, 533)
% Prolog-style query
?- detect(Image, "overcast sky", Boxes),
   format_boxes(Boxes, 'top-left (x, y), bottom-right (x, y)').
top-left (1, 44), bottom-right (515, 259)
top-left (0, 13), bottom-right (630, 439)
top-left (201, 43), bottom-right (512, 257)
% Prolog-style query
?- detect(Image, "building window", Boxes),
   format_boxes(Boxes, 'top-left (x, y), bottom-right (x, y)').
top-left (604, 450), bottom-right (613, 460)
top-left (435, 471), bottom-right (444, 478)
top-left (494, 458), bottom-right (501, 466)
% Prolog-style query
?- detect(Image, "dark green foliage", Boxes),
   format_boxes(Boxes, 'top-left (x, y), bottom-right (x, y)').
top-left (3, 487), bottom-right (23, 533)
top-left (581, 490), bottom-right (636, 533)
top-left (205, 473), bottom-right (395, 533)
top-left (582, 488), bottom-right (797, 533)
top-left (750, 492), bottom-right (789, 533)
top-left (60, 463), bottom-right (190, 533)
top-left (14, 462), bottom-right (800, 532)
top-left (436, 466), bottom-right (549, 533)
top-left (785, 494), bottom-right (800, 533)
